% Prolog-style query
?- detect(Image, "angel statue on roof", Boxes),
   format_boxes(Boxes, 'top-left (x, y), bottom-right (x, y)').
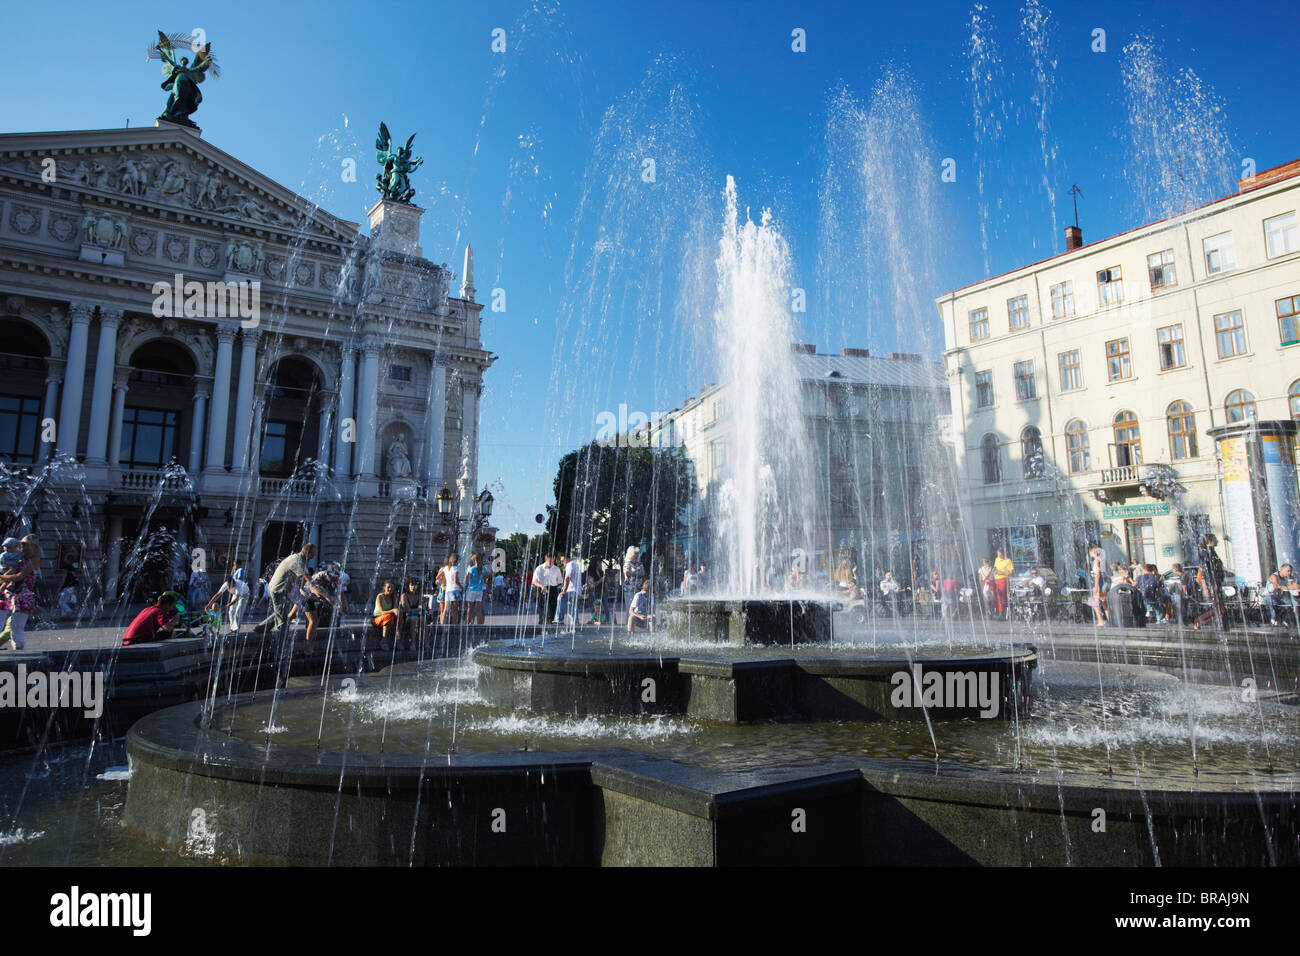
top-left (375, 122), bottom-right (424, 203)
top-left (147, 31), bottom-right (219, 128)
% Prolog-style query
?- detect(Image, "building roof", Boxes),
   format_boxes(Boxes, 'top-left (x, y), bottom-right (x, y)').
top-left (939, 158), bottom-right (1300, 299)
top-left (788, 350), bottom-right (947, 390)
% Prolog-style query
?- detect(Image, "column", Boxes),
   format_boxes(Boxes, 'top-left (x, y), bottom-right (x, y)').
top-left (104, 515), bottom-right (124, 604)
top-left (316, 390), bottom-right (335, 469)
top-left (356, 342), bottom-right (380, 477)
top-left (56, 303), bottom-right (93, 457)
top-left (85, 306), bottom-right (121, 462)
top-left (205, 327), bottom-right (236, 471)
top-left (230, 329), bottom-right (259, 472)
top-left (334, 346), bottom-right (356, 478)
top-left (36, 359), bottom-right (64, 464)
top-left (188, 386), bottom-right (209, 475)
top-left (461, 379), bottom-right (481, 498)
top-left (107, 369), bottom-right (129, 467)
top-left (425, 353), bottom-right (447, 485)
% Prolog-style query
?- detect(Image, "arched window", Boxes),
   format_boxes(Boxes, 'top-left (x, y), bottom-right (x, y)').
top-left (1290, 380), bottom-right (1300, 421)
top-left (980, 434), bottom-right (1001, 484)
top-left (1224, 388), bottom-right (1257, 423)
top-left (1021, 425), bottom-right (1045, 478)
top-left (1113, 410), bottom-right (1142, 468)
top-left (1065, 419), bottom-right (1090, 474)
top-left (1166, 400), bottom-right (1198, 460)
top-left (261, 357), bottom-right (324, 477)
top-left (121, 341), bottom-right (197, 470)
top-left (0, 319), bottom-right (50, 464)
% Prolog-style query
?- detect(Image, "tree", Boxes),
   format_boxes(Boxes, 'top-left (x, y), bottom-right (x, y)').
top-left (548, 440), bottom-right (696, 574)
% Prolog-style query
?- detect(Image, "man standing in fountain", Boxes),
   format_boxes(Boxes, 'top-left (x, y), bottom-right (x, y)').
top-left (257, 543), bottom-right (317, 643)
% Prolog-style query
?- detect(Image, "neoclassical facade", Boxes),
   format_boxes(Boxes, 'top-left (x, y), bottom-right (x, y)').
top-left (0, 123), bottom-right (493, 601)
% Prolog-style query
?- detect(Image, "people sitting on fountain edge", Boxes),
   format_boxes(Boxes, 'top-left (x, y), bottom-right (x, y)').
top-left (1267, 564), bottom-right (1299, 628)
top-left (122, 591), bottom-right (183, 646)
top-left (627, 580), bottom-right (654, 633)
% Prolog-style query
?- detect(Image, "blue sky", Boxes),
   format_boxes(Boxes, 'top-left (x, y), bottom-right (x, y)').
top-left (4, 0), bottom-right (1298, 533)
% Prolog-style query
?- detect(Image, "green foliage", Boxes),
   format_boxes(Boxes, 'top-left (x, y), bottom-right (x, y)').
top-left (548, 440), bottom-right (697, 571)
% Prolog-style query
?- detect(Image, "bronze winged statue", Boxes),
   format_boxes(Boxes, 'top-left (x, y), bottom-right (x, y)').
top-left (149, 31), bottom-right (217, 128)
top-left (375, 122), bottom-right (423, 203)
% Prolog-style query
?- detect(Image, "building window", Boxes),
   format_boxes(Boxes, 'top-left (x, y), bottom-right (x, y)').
top-left (0, 395), bottom-right (41, 463)
top-left (1050, 281), bottom-right (1074, 319)
top-left (1013, 360), bottom-right (1036, 400)
top-left (1278, 294), bottom-right (1300, 346)
top-left (1290, 380), bottom-right (1300, 420)
top-left (1166, 400), bottom-right (1198, 460)
top-left (980, 434), bottom-right (1001, 484)
top-left (1214, 310), bottom-right (1247, 358)
top-left (1007, 294), bottom-right (1029, 331)
top-left (969, 307), bottom-right (990, 341)
top-left (1097, 265), bottom-right (1123, 305)
top-left (1203, 232), bottom-right (1236, 275)
top-left (1224, 389), bottom-right (1257, 424)
top-left (1112, 410), bottom-right (1142, 468)
top-left (120, 407), bottom-right (181, 470)
top-left (1021, 426), bottom-right (1045, 478)
top-left (1105, 338), bottom-right (1131, 381)
top-left (388, 365), bottom-right (412, 382)
top-left (710, 439), bottom-right (727, 472)
top-left (1125, 518), bottom-right (1157, 566)
top-left (1265, 211), bottom-right (1298, 257)
top-left (1064, 419), bottom-right (1090, 474)
top-left (1147, 249), bottom-right (1177, 290)
top-left (975, 370), bottom-right (994, 407)
top-left (260, 420), bottom-right (302, 477)
top-left (1157, 324), bottom-right (1186, 370)
top-left (1058, 350), bottom-right (1081, 391)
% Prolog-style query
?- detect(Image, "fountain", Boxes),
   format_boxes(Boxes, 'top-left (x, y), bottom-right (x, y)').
top-left (3, 6), bottom-right (1296, 871)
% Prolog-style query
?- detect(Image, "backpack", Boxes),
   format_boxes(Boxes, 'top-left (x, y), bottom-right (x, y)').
top-left (1141, 576), bottom-right (1164, 604)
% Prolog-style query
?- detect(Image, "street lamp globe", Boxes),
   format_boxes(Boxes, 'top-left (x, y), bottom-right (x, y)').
top-left (436, 486), bottom-right (454, 515)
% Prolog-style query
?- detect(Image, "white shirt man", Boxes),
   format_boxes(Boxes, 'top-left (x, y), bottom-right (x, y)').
top-left (880, 573), bottom-right (900, 595)
top-left (557, 556), bottom-right (582, 625)
top-left (532, 556), bottom-right (563, 626)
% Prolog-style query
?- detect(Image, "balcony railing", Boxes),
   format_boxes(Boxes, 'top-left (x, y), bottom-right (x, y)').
top-left (259, 475), bottom-right (318, 498)
top-left (1100, 465), bottom-right (1140, 485)
top-left (120, 468), bottom-right (192, 492)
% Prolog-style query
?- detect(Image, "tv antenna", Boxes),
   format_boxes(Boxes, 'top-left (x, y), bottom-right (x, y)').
top-left (1068, 184), bottom-right (1083, 228)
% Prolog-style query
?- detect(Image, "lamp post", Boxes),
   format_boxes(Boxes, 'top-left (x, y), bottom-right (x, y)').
top-left (434, 485), bottom-right (495, 560)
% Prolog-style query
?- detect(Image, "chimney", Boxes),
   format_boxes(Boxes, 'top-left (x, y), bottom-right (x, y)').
top-left (840, 347), bottom-right (871, 357)
top-left (789, 343), bottom-right (816, 354)
top-left (888, 352), bottom-right (922, 361)
top-left (1064, 225), bottom-right (1083, 251)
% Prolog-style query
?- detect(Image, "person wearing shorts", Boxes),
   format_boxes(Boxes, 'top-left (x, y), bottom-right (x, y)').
top-left (464, 554), bottom-right (486, 625)
top-left (437, 553), bottom-right (461, 625)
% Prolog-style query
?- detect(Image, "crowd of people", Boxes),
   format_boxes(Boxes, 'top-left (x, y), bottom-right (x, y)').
top-left (525, 545), bottom-right (655, 632)
top-left (2, 526), bottom-right (1291, 649)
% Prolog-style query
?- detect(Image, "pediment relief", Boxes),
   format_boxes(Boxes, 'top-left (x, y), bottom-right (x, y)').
top-left (1, 134), bottom-right (359, 249)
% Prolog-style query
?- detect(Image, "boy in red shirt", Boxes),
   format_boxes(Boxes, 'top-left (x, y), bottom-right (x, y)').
top-left (122, 591), bottom-right (182, 646)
